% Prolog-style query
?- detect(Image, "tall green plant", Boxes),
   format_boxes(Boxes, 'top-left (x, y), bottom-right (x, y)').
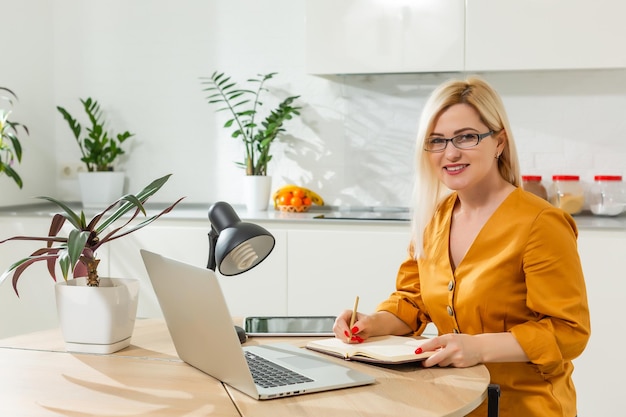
top-left (0, 87), bottom-right (29, 188)
top-left (200, 72), bottom-right (301, 176)
top-left (57, 97), bottom-right (134, 172)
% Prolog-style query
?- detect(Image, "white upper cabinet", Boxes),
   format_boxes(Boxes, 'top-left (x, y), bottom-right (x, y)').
top-left (465, 0), bottom-right (626, 71)
top-left (306, 0), bottom-right (465, 74)
top-left (308, 0), bottom-right (626, 74)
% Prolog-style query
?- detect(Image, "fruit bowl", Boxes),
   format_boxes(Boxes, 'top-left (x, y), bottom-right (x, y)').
top-left (277, 204), bottom-right (311, 213)
top-left (272, 185), bottom-right (324, 213)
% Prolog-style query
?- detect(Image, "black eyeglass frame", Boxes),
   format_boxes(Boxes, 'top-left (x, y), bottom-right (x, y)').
top-left (424, 130), bottom-right (495, 153)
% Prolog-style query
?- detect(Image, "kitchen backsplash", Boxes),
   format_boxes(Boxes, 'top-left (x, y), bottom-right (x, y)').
top-left (270, 69), bottom-right (626, 208)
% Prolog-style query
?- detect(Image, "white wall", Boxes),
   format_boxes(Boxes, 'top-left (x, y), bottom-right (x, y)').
top-left (0, 0), bottom-right (56, 205)
top-left (1, 0), bottom-right (626, 209)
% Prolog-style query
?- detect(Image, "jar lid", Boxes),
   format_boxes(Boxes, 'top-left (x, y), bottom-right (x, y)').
top-left (522, 175), bottom-right (542, 181)
top-left (552, 175), bottom-right (580, 181)
top-left (594, 175), bottom-right (622, 181)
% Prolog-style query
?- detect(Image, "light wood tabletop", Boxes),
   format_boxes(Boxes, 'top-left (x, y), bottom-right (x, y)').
top-left (0, 319), bottom-right (490, 417)
top-left (0, 348), bottom-right (239, 417)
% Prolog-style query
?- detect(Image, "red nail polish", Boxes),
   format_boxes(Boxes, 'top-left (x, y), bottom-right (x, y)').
top-left (415, 347), bottom-right (423, 354)
top-left (356, 336), bottom-right (364, 343)
top-left (350, 336), bottom-right (358, 342)
top-left (344, 330), bottom-right (350, 338)
top-left (351, 326), bottom-right (359, 334)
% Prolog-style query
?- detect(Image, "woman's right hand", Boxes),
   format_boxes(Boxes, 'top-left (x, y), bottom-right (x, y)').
top-left (333, 310), bottom-right (413, 344)
top-left (333, 310), bottom-right (373, 344)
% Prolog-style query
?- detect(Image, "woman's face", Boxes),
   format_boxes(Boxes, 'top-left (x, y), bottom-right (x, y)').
top-left (426, 103), bottom-right (503, 192)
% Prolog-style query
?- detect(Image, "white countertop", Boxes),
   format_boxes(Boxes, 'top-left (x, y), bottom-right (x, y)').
top-left (1, 202), bottom-right (626, 230)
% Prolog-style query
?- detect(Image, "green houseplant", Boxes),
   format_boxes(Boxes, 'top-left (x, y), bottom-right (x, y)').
top-left (200, 72), bottom-right (301, 176)
top-left (57, 97), bottom-right (135, 208)
top-left (0, 87), bottom-right (29, 188)
top-left (0, 174), bottom-right (183, 291)
top-left (0, 173), bottom-right (183, 353)
top-left (57, 97), bottom-right (134, 172)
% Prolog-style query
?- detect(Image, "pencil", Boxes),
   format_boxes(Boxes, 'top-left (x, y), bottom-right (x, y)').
top-left (349, 295), bottom-right (360, 333)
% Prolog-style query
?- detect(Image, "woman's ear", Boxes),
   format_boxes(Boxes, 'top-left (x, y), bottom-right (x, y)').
top-left (496, 129), bottom-right (507, 151)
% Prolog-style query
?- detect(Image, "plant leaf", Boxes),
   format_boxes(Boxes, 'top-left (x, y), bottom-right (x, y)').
top-left (67, 229), bottom-right (90, 274)
top-left (99, 197), bottom-right (185, 245)
top-left (36, 196), bottom-right (83, 229)
top-left (96, 174), bottom-right (173, 233)
top-left (2, 165), bottom-right (22, 188)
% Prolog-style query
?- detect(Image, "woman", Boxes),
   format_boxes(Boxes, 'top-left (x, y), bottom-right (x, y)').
top-left (334, 76), bottom-right (590, 417)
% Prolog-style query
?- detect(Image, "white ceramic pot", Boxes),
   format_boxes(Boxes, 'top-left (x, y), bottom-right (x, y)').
top-left (243, 175), bottom-right (272, 212)
top-left (78, 171), bottom-right (125, 210)
top-left (55, 277), bottom-right (139, 354)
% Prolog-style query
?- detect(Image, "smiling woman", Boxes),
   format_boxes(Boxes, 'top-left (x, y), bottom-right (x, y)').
top-left (332, 76), bottom-right (589, 417)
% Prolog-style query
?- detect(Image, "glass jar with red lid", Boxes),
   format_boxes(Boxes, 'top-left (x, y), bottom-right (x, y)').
top-left (521, 175), bottom-right (548, 200)
top-left (549, 175), bottom-right (585, 215)
top-left (588, 175), bottom-right (626, 216)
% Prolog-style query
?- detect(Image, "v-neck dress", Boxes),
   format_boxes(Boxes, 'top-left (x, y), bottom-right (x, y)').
top-left (377, 187), bottom-right (590, 417)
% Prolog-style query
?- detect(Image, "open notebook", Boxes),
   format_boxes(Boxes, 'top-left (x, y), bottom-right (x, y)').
top-left (140, 250), bottom-right (375, 400)
top-left (307, 335), bottom-right (434, 364)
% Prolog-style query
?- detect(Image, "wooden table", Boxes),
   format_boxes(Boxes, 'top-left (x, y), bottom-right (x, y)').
top-left (0, 319), bottom-right (490, 417)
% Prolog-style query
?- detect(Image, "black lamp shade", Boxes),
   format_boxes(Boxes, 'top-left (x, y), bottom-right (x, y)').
top-left (208, 202), bottom-right (275, 276)
top-left (215, 226), bottom-right (274, 275)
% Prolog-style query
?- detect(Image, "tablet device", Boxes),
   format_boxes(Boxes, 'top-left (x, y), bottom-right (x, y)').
top-left (243, 316), bottom-right (336, 336)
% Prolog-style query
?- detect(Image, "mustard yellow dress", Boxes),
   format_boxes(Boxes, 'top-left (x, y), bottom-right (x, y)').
top-left (377, 188), bottom-right (590, 417)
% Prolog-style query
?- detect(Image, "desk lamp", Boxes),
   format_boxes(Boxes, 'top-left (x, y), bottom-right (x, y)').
top-left (207, 201), bottom-right (275, 343)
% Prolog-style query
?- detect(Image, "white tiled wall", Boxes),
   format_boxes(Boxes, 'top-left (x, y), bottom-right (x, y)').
top-left (290, 69), bottom-right (626, 208)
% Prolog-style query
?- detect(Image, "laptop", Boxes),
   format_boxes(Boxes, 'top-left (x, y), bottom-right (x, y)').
top-left (140, 250), bottom-right (375, 400)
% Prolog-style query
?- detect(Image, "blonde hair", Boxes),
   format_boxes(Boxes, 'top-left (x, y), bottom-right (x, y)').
top-left (411, 76), bottom-right (521, 258)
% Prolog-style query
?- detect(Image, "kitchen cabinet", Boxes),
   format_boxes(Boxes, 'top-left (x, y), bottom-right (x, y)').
top-left (465, 0), bottom-right (626, 71)
top-left (107, 218), bottom-right (412, 321)
top-left (308, 0), bottom-right (626, 74)
top-left (306, 0), bottom-right (465, 74)
top-left (285, 227), bottom-right (439, 337)
top-left (286, 228), bottom-right (409, 315)
top-left (107, 219), bottom-right (289, 319)
top-left (572, 228), bottom-right (626, 417)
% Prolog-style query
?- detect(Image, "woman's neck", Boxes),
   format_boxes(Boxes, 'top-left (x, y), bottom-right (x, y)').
top-left (454, 178), bottom-right (516, 216)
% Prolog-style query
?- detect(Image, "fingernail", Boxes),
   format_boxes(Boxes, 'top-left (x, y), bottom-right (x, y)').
top-left (356, 336), bottom-right (364, 343)
top-left (415, 347), bottom-right (423, 354)
top-left (350, 336), bottom-right (358, 342)
top-left (351, 326), bottom-right (359, 334)
top-left (344, 330), bottom-right (350, 338)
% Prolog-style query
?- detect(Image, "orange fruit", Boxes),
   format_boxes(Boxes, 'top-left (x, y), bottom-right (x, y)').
top-left (290, 196), bottom-right (303, 206)
top-left (292, 189), bottom-right (306, 199)
top-left (303, 197), bottom-right (312, 206)
top-left (277, 192), bottom-right (293, 206)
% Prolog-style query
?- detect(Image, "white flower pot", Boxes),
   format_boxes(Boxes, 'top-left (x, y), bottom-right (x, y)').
top-left (55, 277), bottom-right (139, 354)
top-left (243, 175), bottom-right (272, 212)
top-left (78, 171), bottom-right (125, 210)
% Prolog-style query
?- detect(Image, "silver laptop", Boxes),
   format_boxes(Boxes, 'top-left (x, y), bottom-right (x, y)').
top-left (140, 250), bottom-right (375, 400)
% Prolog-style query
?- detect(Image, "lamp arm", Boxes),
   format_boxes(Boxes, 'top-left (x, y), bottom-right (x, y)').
top-left (207, 228), bottom-right (218, 270)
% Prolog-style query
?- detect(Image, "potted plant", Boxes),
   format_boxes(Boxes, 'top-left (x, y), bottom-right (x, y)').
top-left (57, 97), bottom-right (134, 209)
top-left (0, 87), bottom-right (29, 188)
top-left (0, 174), bottom-right (184, 353)
top-left (200, 71), bottom-right (301, 211)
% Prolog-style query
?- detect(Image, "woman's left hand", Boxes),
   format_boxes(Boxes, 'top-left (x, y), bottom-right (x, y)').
top-left (418, 334), bottom-right (483, 368)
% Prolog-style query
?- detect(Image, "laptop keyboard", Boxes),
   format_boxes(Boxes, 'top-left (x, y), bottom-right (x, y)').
top-left (245, 351), bottom-right (314, 388)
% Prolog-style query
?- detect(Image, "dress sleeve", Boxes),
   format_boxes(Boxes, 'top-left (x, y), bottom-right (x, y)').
top-left (376, 247), bottom-right (431, 335)
top-left (509, 208), bottom-right (591, 376)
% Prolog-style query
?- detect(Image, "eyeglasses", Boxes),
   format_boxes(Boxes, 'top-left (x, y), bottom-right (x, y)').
top-left (424, 131), bottom-right (495, 153)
